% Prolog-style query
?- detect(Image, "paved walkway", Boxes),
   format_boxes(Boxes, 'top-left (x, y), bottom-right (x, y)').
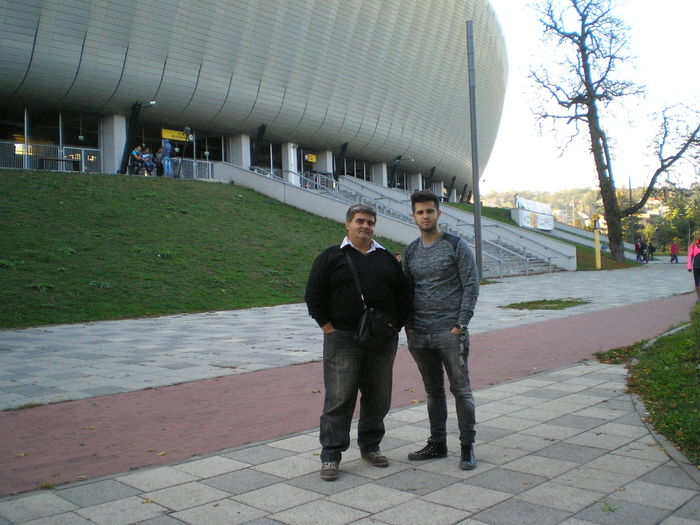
top-left (0, 263), bottom-right (698, 524)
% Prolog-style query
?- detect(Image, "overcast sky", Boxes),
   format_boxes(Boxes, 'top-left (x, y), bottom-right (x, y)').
top-left (481, 0), bottom-right (700, 194)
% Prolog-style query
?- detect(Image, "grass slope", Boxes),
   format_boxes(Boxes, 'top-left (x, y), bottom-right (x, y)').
top-left (0, 171), bottom-right (405, 329)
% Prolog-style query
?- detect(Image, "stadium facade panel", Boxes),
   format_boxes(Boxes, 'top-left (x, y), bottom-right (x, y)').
top-left (0, 0), bottom-right (507, 191)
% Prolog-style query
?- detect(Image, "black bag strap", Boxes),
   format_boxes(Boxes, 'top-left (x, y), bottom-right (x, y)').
top-left (345, 251), bottom-right (368, 311)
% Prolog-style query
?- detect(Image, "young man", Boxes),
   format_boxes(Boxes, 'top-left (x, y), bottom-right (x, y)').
top-left (305, 204), bottom-right (410, 481)
top-left (403, 190), bottom-right (479, 470)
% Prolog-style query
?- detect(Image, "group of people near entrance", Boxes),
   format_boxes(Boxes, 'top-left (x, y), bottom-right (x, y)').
top-left (130, 139), bottom-right (174, 177)
top-left (305, 190), bottom-right (479, 481)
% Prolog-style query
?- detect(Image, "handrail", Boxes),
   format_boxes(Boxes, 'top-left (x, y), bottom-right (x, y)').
top-left (243, 165), bottom-right (562, 277)
top-left (340, 175), bottom-right (567, 270)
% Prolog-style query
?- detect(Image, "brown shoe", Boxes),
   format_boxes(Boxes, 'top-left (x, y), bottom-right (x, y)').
top-left (320, 462), bottom-right (339, 481)
top-left (361, 451), bottom-right (389, 467)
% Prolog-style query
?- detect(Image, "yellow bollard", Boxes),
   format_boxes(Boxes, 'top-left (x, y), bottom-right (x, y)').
top-left (594, 224), bottom-right (601, 270)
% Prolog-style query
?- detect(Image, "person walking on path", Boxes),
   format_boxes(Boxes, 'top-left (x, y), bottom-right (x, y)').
top-left (402, 190), bottom-right (479, 471)
top-left (305, 204), bottom-right (410, 481)
top-left (688, 231), bottom-right (700, 302)
top-left (670, 241), bottom-right (679, 263)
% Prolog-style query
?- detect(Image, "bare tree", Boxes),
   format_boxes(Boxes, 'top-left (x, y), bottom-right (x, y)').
top-left (530, 0), bottom-right (700, 262)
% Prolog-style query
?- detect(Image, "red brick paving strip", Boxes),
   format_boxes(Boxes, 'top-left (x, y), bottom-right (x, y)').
top-left (0, 294), bottom-right (694, 496)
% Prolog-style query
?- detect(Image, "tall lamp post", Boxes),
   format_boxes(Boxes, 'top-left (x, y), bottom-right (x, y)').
top-left (466, 20), bottom-right (483, 280)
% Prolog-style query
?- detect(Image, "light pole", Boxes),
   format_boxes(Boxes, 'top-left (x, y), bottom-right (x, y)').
top-left (466, 20), bottom-right (483, 279)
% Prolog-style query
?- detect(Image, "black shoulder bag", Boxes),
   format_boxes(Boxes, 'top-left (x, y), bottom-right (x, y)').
top-left (345, 251), bottom-right (398, 352)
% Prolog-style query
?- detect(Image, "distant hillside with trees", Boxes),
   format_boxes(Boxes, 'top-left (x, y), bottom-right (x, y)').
top-left (482, 183), bottom-right (700, 250)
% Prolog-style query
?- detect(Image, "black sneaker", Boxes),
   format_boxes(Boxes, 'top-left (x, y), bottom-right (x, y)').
top-left (407, 439), bottom-right (447, 461)
top-left (460, 444), bottom-right (476, 470)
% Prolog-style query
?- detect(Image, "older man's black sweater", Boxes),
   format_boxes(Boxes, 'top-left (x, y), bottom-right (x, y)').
top-left (305, 245), bottom-right (411, 331)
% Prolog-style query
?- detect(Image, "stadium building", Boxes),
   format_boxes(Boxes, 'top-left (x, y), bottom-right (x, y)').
top-left (0, 0), bottom-right (507, 199)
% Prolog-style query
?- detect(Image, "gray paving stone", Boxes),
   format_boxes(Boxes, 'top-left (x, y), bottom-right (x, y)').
top-left (116, 467), bottom-right (198, 492)
top-left (222, 444), bottom-right (296, 465)
top-left (640, 465), bottom-right (700, 490)
top-left (473, 443), bottom-right (530, 465)
top-left (553, 467), bottom-right (637, 493)
top-left (534, 442), bottom-right (609, 464)
top-left (373, 468), bottom-right (459, 496)
top-left (584, 453), bottom-right (664, 477)
top-left (520, 389), bottom-right (571, 400)
top-left (474, 425), bottom-right (513, 443)
top-left (675, 494), bottom-right (700, 521)
top-left (614, 480), bottom-right (697, 511)
top-left (0, 492), bottom-right (77, 523)
top-left (423, 482), bottom-right (511, 513)
top-left (251, 455), bottom-right (319, 479)
top-left (501, 454), bottom-right (578, 478)
top-left (233, 483), bottom-right (322, 513)
top-left (286, 471), bottom-right (369, 496)
top-left (172, 456), bottom-right (248, 478)
top-left (137, 517), bottom-right (189, 525)
top-left (574, 497), bottom-right (671, 525)
top-left (76, 496), bottom-right (168, 525)
top-left (142, 482), bottom-right (231, 511)
top-left (201, 469), bottom-right (284, 496)
top-left (18, 512), bottom-right (94, 525)
top-left (515, 481), bottom-right (604, 512)
top-left (372, 498), bottom-right (469, 525)
top-left (269, 499), bottom-right (368, 525)
top-left (471, 498), bottom-right (572, 525)
top-left (465, 467), bottom-right (547, 495)
top-left (56, 479), bottom-right (140, 507)
top-left (328, 483), bottom-right (415, 513)
top-left (545, 414), bottom-right (608, 430)
top-left (170, 499), bottom-right (266, 525)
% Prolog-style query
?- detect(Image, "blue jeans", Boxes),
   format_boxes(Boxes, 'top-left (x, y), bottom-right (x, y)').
top-left (163, 157), bottom-right (172, 177)
top-left (407, 330), bottom-right (475, 445)
top-left (320, 329), bottom-right (397, 462)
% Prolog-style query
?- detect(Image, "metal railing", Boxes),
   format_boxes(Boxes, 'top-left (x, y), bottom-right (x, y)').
top-left (172, 158), bottom-right (213, 179)
top-left (0, 141), bottom-right (101, 172)
top-left (246, 166), bottom-right (522, 278)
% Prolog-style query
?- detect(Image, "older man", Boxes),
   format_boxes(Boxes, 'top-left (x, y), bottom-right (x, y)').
top-left (305, 204), bottom-right (410, 481)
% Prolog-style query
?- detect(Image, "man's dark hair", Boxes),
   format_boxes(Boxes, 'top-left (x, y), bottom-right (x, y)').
top-left (411, 189), bottom-right (440, 211)
top-left (345, 204), bottom-right (377, 222)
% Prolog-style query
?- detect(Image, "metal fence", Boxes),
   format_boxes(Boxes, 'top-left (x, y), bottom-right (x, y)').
top-left (172, 158), bottom-right (213, 179)
top-left (0, 141), bottom-right (101, 172)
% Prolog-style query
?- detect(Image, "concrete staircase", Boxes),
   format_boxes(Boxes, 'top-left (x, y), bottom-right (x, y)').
top-left (213, 162), bottom-right (577, 278)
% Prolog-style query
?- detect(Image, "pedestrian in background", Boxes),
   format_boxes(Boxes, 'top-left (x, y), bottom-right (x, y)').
top-left (670, 241), bottom-right (679, 264)
top-left (688, 231), bottom-right (700, 303)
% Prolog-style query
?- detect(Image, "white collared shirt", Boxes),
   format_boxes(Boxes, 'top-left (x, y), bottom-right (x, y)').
top-left (341, 236), bottom-right (384, 254)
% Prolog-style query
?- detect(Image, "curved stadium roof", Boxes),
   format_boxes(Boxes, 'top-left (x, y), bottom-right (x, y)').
top-left (0, 0), bottom-right (507, 187)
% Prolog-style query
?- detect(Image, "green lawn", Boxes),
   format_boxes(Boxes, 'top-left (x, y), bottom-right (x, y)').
top-left (0, 171), bottom-right (405, 329)
top-left (595, 304), bottom-right (700, 465)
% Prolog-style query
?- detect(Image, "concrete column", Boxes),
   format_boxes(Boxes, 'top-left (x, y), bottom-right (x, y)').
top-left (226, 134), bottom-right (251, 168)
top-left (281, 142), bottom-right (300, 185)
top-left (434, 180), bottom-right (445, 201)
top-left (371, 162), bottom-right (388, 186)
top-left (99, 114), bottom-right (126, 174)
top-left (409, 173), bottom-right (422, 192)
top-left (315, 150), bottom-right (333, 175)
top-left (449, 188), bottom-right (458, 202)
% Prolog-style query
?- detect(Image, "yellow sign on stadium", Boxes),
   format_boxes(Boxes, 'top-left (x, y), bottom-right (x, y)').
top-left (161, 128), bottom-right (188, 141)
